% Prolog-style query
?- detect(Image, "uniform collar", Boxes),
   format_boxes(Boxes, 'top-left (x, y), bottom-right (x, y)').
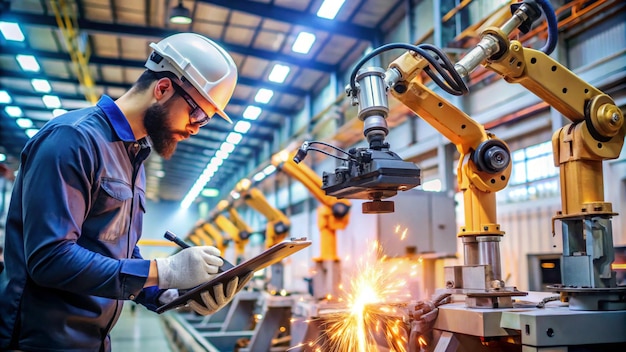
top-left (97, 95), bottom-right (136, 142)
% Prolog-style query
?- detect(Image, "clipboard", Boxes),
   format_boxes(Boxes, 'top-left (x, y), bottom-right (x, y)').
top-left (156, 238), bottom-right (311, 313)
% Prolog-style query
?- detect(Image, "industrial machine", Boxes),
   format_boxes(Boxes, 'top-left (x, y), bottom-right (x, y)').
top-left (296, 0), bottom-right (626, 350)
top-left (212, 200), bottom-right (253, 265)
top-left (185, 221), bottom-right (229, 254)
top-left (234, 179), bottom-right (291, 290)
top-left (272, 150), bottom-right (351, 299)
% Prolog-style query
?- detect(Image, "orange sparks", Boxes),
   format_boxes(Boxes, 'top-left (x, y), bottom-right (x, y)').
top-left (308, 241), bottom-right (411, 351)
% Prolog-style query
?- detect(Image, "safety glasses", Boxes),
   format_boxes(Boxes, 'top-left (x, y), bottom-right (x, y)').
top-left (171, 82), bottom-right (213, 127)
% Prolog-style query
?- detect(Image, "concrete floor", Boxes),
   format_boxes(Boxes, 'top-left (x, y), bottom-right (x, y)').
top-left (110, 302), bottom-right (174, 352)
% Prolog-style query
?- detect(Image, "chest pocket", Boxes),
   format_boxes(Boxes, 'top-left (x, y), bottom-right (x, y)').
top-left (94, 178), bottom-right (133, 243)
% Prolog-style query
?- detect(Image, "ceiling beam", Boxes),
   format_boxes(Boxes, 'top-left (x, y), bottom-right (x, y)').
top-left (0, 48), bottom-right (309, 96)
top-left (0, 11), bottom-right (338, 72)
top-left (196, 0), bottom-right (379, 41)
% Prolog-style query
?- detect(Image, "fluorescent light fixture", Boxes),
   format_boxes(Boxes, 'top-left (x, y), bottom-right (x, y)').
top-left (206, 163), bottom-right (219, 173)
top-left (268, 64), bottom-right (290, 83)
top-left (254, 88), bottom-right (274, 104)
top-left (31, 79), bottom-right (52, 93)
top-left (317, 0), bottom-right (345, 19)
top-left (42, 95), bottom-right (62, 109)
top-left (243, 106), bottom-right (262, 120)
top-left (292, 32), bottom-right (316, 54)
top-left (16, 55), bottom-right (40, 72)
top-left (210, 157), bottom-right (223, 166)
top-left (263, 165), bottom-right (276, 175)
top-left (215, 149), bottom-right (229, 160)
top-left (253, 171), bottom-right (265, 182)
top-left (25, 128), bottom-right (39, 138)
top-left (16, 118), bottom-right (33, 128)
top-left (234, 120), bottom-right (251, 133)
top-left (0, 153), bottom-right (6, 162)
top-left (4, 106), bottom-right (23, 117)
top-left (0, 22), bottom-right (25, 42)
top-left (52, 108), bottom-right (67, 117)
top-left (219, 142), bottom-right (235, 153)
top-left (226, 132), bottom-right (243, 145)
top-left (201, 188), bottom-right (219, 197)
top-left (0, 90), bottom-right (11, 103)
top-left (154, 170), bottom-right (165, 178)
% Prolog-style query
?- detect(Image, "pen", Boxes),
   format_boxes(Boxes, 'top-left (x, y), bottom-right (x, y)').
top-left (163, 230), bottom-right (235, 272)
top-left (164, 230), bottom-right (190, 248)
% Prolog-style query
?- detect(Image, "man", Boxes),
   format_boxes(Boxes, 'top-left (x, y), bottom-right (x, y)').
top-left (0, 33), bottom-right (250, 351)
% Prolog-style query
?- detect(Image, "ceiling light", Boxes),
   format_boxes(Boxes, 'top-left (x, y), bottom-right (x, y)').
top-left (234, 120), bottom-right (251, 133)
top-left (292, 32), bottom-right (316, 54)
top-left (52, 108), bottom-right (67, 117)
top-left (4, 106), bottom-right (23, 117)
top-left (25, 129), bottom-right (39, 138)
top-left (254, 88), bottom-right (274, 104)
top-left (263, 165), bottom-right (276, 175)
top-left (268, 64), bottom-right (290, 83)
top-left (201, 188), bottom-right (219, 197)
top-left (0, 90), bottom-right (11, 104)
top-left (0, 154), bottom-right (6, 162)
top-left (215, 149), bottom-right (229, 160)
top-left (169, 0), bottom-right (192, 25)
top-left (243, 106), bottom-right (262, 120)
top-left (42, 95), bottom-right (62, 109)
top-left (31, 79), bottom-right (52, 93)
top-left (16, 118), bottom-right (33, 128)
top-left (210, 157), bottom-right (223, 166)
top-left (16, 54), bottom-right (40, 72)
top-left (317, 0), bottom-right (346, 20)
top-left (220, 142), bottom-right (235, 153)
top-left (0, 21), bottom-right (25, 42)
top-left (253, 172), bottom-right (265, 182)
top-left (226, 132), bottom-right (243, 145)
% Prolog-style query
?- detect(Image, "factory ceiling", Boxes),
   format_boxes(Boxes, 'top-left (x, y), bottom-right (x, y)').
top-left (0, 0), bottom-right (407, 205)
top-left (1, 0), bottom-right (620, 208)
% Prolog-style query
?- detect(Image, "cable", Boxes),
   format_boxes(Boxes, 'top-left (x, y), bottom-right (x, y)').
top-left (348, 43), bottom-right (468, 96)
top-left (535, 0), bottom-right (558, 55)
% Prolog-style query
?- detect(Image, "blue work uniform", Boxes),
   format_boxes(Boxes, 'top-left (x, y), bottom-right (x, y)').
top-left (0, 96), bottom-right (165, 352)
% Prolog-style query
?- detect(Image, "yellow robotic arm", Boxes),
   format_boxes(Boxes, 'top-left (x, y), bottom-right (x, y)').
top-left (235, 180), bottom-right (291, 248)
top-left (271, 151), bottom-right (351, 262)
top-left (213, 200), bottom-right (251, 263)
top-left (453, 0), bottom-right (624, 306)
top-left (272, 151), bottom-right (352, 299)
top-left (185, 222), bottom-right (228, 254)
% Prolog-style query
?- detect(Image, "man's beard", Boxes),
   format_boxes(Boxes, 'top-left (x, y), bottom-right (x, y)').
top-left (143, 99), bottom-right (188, 159)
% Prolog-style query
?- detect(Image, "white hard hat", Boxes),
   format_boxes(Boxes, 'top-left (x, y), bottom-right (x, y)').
top-left (145, 33), bottom-right (237, 123)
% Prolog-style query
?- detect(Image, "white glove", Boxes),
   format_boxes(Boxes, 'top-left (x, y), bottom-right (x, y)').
top-left (158, 289), bottom-right (180, 305)
top-left (188, 272), bottom-right (254, 316)
top-left (154, 246), bottom-right (223, 289)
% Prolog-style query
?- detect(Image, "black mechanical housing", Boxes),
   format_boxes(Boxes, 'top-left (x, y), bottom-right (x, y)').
top-left (321, 147), bottom-right (421, 200)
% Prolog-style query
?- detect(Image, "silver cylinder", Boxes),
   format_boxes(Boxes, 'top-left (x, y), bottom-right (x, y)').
top-left (454, 36), bottom-right (500, 77)
top-left (355, 67), bottom-right (389, 121)
top-left (463, 236), bottom-right (502, 282)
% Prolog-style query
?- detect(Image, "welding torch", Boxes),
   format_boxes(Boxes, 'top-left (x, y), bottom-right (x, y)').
top-left (163, 230), bottom-right (235, 273)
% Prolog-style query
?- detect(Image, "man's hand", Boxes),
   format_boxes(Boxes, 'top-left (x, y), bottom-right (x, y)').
top-left (187, 272), bottom-right (253, 315)
top-left (154, 246), bottom-right (223, 289)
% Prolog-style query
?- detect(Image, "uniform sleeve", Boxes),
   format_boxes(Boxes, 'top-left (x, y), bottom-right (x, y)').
top-left (20, 126), bottom-right (149, 300)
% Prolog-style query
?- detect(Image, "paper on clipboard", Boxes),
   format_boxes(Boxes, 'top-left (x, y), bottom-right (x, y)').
top-left (156, 238), bottom-right (311, 313)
